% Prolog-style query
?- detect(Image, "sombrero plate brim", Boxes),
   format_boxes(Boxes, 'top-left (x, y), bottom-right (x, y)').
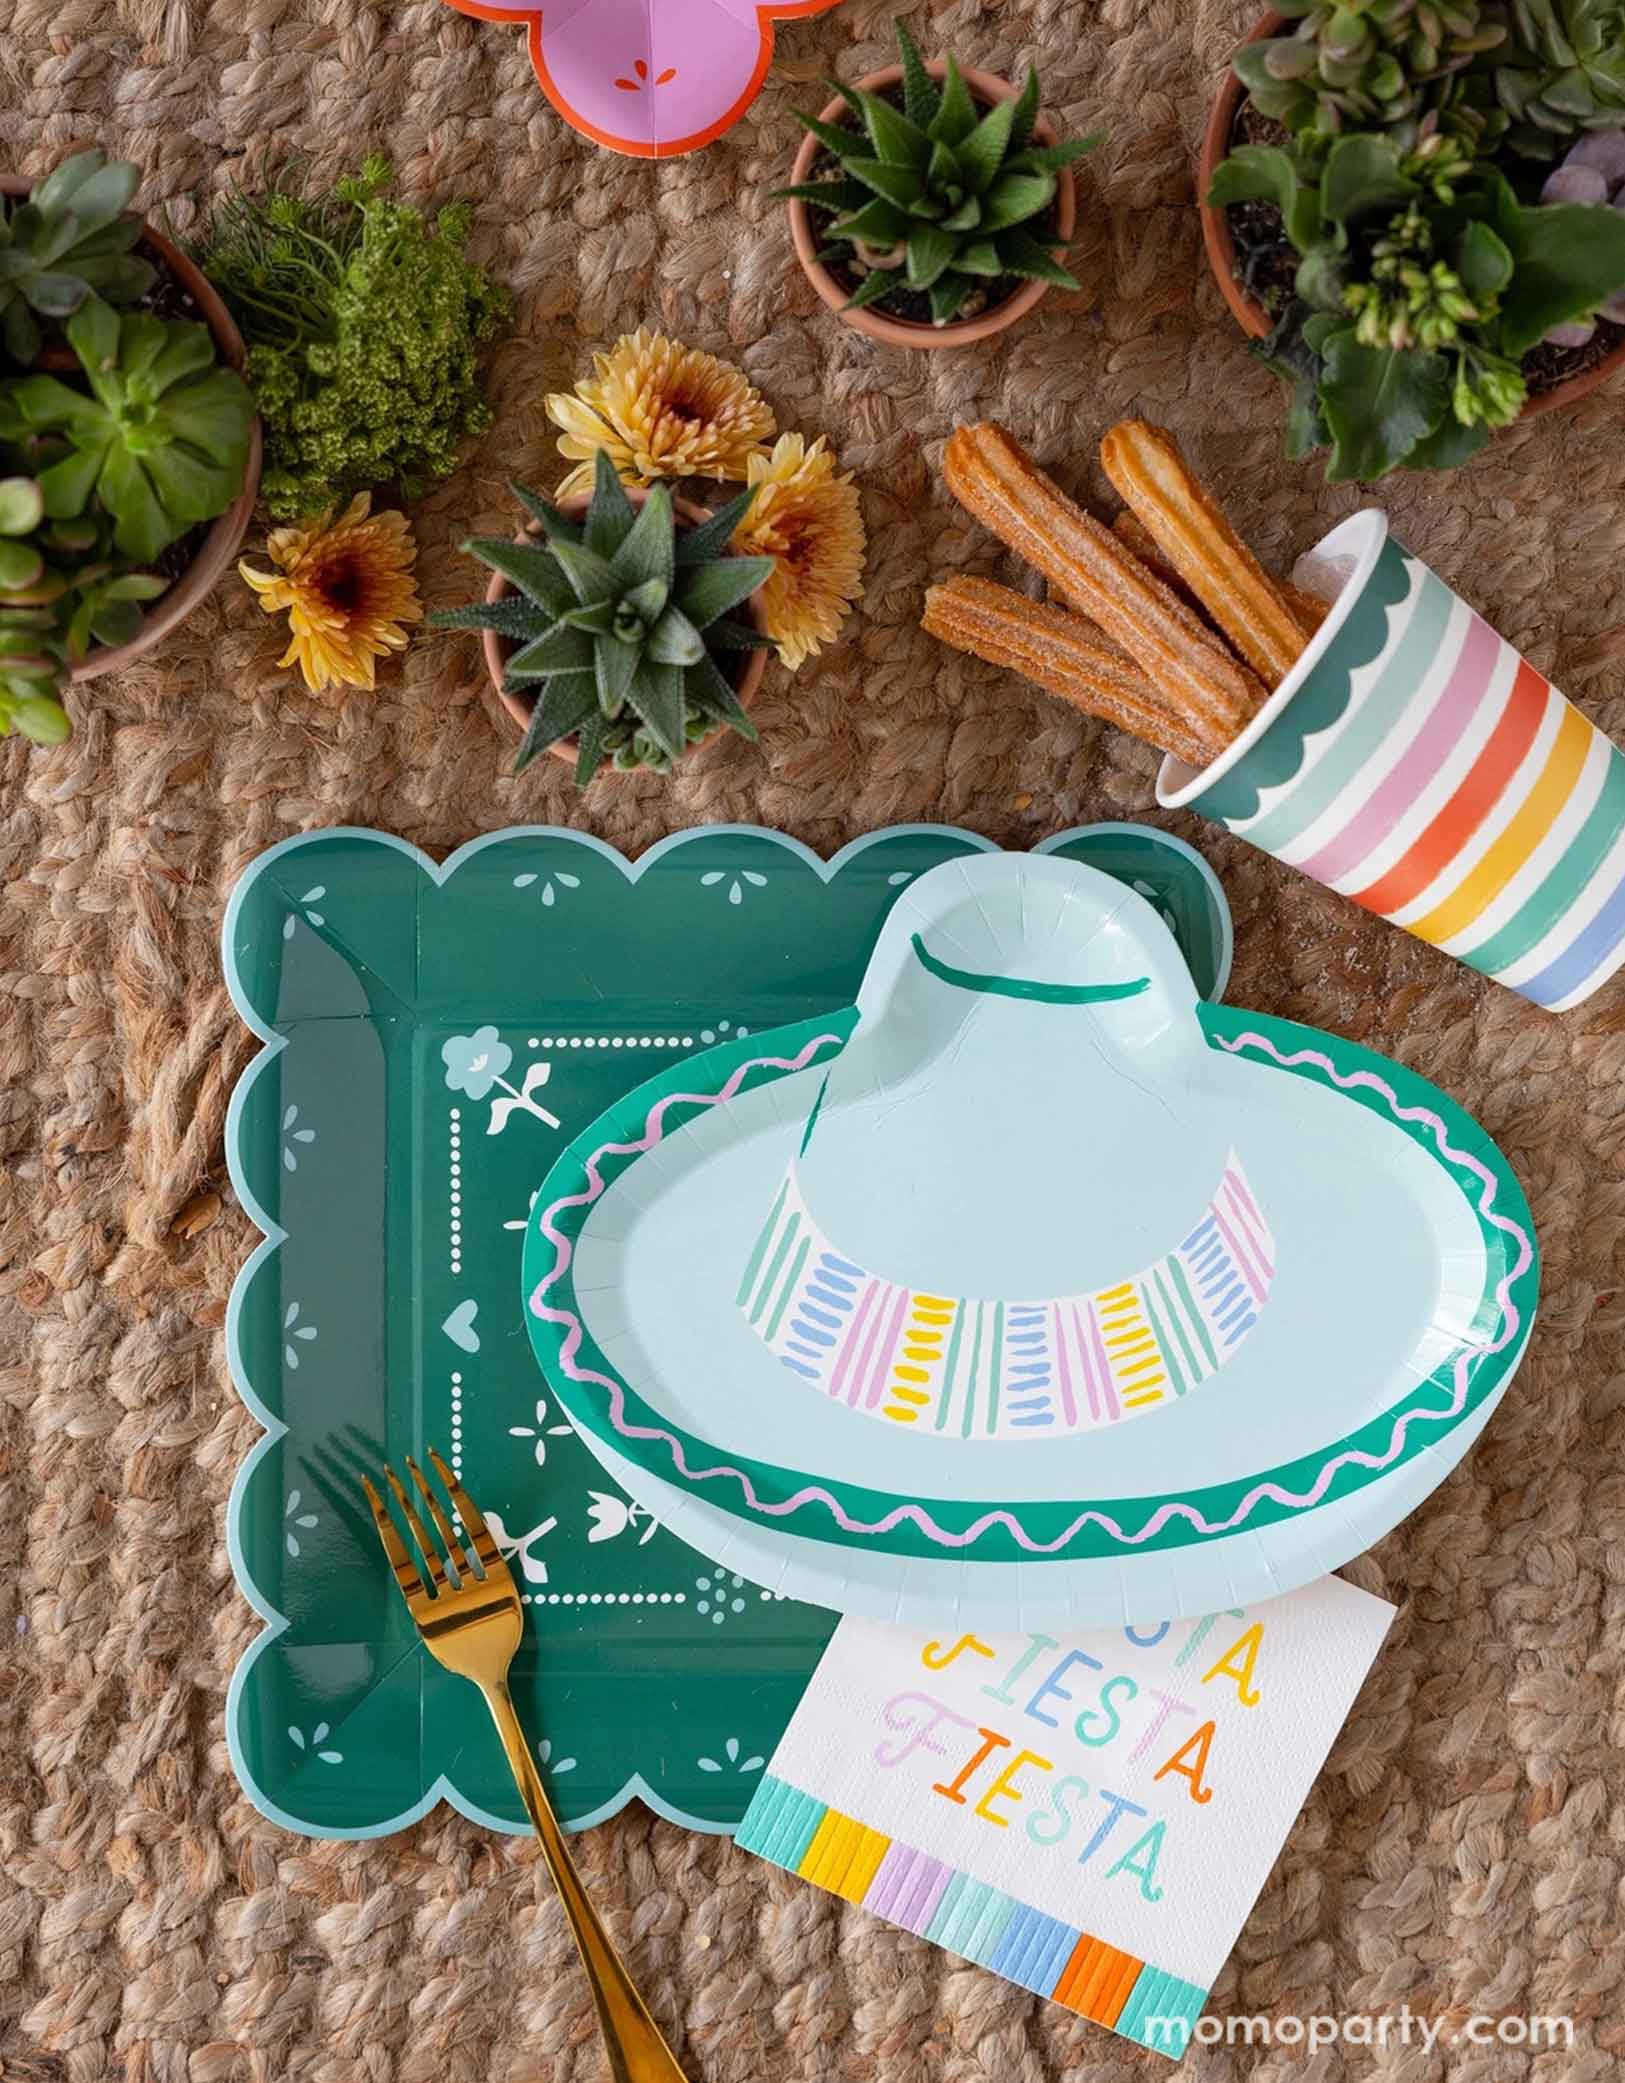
top-left (523, 857), bottom-right (1537, 1626)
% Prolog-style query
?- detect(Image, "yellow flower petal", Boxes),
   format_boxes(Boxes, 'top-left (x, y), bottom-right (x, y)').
top-left (553, 460), bottom-right (601, 501)
top-left (549, 329), bottom-right (776, 491)
top-left (241, 493), bottom-right (423, 696)
top-left (546, 393), bottom-right (613, 440)
top-left (238, 560), bottom-right (287, 600)
top-left (733, 433), bottom-right (866, 668)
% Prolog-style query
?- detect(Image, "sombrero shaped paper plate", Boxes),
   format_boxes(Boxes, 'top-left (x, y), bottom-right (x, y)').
top-left (524, 851), bottom-right (1537, 1627)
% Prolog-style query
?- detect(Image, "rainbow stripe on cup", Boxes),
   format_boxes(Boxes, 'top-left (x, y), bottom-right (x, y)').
top-left (1159, 513), bottom-right (1625, 1012)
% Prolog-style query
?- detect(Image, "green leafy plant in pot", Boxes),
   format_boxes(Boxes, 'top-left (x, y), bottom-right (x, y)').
top-left (1225, 1), bottom-right (1625, 161)
top-left (1209, 126), bottom-right (1625, 477)
top-left (1229, 1), bottom-right (1512, 151)
top-left (434, 450), bottom-right (775, 783)
top-left (1201, 8), bottom-right (1625, 444)
top-left (0, 150), bottom-right (259, 745)
top-left (0, 149), bottom-right (159, 361)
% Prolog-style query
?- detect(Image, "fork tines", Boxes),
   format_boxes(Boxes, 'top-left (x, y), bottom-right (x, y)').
top-left (363, 1446), bottom-right (505, 1605)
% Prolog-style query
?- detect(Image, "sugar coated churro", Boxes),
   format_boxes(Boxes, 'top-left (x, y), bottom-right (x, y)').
top-left (1115, 506), bottom-right (1327, 643)
top-left (943, 423), bottom-right (1265, 747)
top-left (1282, 580), bottom-right (1329, 637)
top-left (1111, 509), bottom-right (1206, 613)
top-left (1100, 420), bottom-right (1308, 686)
top-left (923, 577), bottom-right (1231, 768)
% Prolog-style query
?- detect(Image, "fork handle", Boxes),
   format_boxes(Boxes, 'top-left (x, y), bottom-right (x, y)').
top-left (481, 1680), bottom-right (692, 2083)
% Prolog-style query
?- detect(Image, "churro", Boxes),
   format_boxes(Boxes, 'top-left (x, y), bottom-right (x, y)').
top-left (943, 423), bottom-right (1265, 747)
top-left (923, 577), bottom-right (1230, 768)
top-left (1283, 580), bottom-right (1329, 637)
top-left (1114, 507), bottom-right (1327, 642)
top-left (1111, 509), bottom-right (1206, 614)
top-left (1100, 420), bottom-right (1307, 686)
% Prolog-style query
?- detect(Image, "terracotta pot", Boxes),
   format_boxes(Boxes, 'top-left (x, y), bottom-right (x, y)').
top-left (2, 169), bottom-right (262, 683)
top-left (785, 61), bottom-right (1079, 350)
top-left (1196, 13), bottom-right (1625, 419)
top-left (481, 485), bottom-right (770, 773)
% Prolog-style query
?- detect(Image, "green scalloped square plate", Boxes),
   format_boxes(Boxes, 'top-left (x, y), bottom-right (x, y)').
top-left (224, 820), bottom-right (1231, 1838)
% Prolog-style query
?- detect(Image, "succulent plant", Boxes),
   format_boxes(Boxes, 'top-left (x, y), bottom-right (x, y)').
top-left (1234, 1), bottom-right (1509, 145)
top-left (0, 465), bottom-right (170, 742)
top-left (0, 474), bottom-right (69, 743)
top-left (774, 17), bottom-right (1098, 327)
top-left (0, 149), bottom-right (157, 364)
top-left (1211, 127), bottom-right (1625, 476)
top-left (6, 295), bottom-right (254, 563)
top-left (1539, 130), bottom-right (1625, 340)
top-left (0, 619), bottom-right (70, 744)
top-left (434, 450), bottom-right (775, 783)
top-left (0, 473), bottom-right (45, 595)
top-left (0, 156), bottom-right (248, 749)
top-left (1483, 0), bottom-right (1625, 156)
top-left (61, 564), bottom-right (169, 654)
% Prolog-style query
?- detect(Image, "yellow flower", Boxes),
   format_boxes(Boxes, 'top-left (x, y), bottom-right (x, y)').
top-left (239, 494), bottom-right (423, 695)
top-left (732, 434), bottom-right (866, 670)
top-left (546, 329), bottom-right (776, 498)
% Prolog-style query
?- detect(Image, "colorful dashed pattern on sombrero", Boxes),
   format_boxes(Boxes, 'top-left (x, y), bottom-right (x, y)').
top-left (1190, 538), bottom-right (1625, 1012)
top-left (737, 1154), bottom-right (1274, 1439)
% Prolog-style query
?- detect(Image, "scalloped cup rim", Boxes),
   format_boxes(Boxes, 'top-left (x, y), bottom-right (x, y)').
top-left (1157, 507), bottom-right (1388, 808)
top-left (784, 60), bottom-right (1079, 351)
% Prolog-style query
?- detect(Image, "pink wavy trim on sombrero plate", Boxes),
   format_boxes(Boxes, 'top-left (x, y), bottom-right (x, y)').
top-left (529, 1030), bottom-right (1534, 1552)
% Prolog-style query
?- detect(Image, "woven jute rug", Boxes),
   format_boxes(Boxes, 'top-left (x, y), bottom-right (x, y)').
top-left (3, 1), bottom-right (1624, 2076)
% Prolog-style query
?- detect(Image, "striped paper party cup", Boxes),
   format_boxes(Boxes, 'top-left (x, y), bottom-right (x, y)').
top-left (1158, 511), bottom-right (1625, 1012)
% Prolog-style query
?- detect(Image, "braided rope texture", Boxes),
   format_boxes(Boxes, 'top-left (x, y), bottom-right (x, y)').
top-left (2, 0), bottom-right (1624, 2075)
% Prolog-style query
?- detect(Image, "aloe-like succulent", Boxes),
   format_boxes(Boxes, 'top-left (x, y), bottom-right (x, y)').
top-left (1485, 0), bottom-right (1625, 156)
top-left (0, 149), bottom-right (157, 363)
top-left (775, 17), bottom-right (1098, 327)
top-left (1235, 1), bottom-right (1509, 145)
top-left (6, 295), bottom-right (254, 563)
top-left (434, 450), bottom-right (775, 783)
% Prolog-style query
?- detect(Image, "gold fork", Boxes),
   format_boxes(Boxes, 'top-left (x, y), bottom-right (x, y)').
top-left (364, 1447), bottom-right (691, 2083)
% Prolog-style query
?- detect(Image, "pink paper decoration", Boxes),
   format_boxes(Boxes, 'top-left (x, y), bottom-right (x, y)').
top-left (444, 0), bottom-right (843, 159)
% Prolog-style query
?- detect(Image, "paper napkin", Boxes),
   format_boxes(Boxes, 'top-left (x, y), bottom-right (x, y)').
top-left (735, 1577), bottom-right (1394, 2056)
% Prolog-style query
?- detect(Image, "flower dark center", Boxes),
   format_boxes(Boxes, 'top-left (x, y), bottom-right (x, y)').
top-left (777, 519), bottom-right (813, 576)
top-left (317, 553), bottom-right (368, 614)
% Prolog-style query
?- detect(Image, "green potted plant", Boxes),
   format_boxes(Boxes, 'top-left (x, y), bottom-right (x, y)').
top-left (777, 17), bottom-right (1098, 348)
top-left (433, 450), bottom-right (775, 783)
top-left (1198, 6), bottom-right (1625, 476)
top-left (0, 150), bottom-right (260, 743)
top-left (1206, 126), bottom-right (1625, 479)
